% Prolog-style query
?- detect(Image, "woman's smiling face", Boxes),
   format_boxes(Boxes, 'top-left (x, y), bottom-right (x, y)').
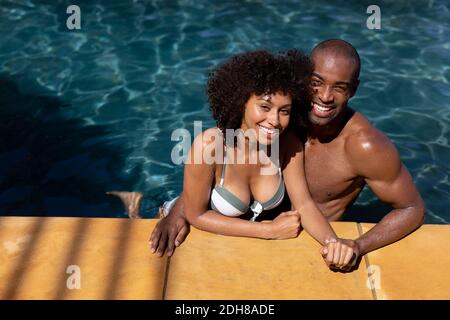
top-left (241, 92), bottom-right (292, 145)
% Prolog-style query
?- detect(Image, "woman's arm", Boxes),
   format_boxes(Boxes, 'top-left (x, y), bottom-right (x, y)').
top-left (183, 129), bottom-right (300, 240)
top-left (281, 130), bottom-right (337, 245)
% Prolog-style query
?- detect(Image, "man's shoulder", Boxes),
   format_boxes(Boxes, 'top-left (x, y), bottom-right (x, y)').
top-left (344, 112), bottom-right (394, 154)
top-left (344, 112), bottom-right (401, 178)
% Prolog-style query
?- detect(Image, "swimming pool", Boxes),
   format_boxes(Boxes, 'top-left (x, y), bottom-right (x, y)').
top-left (0, 0), bottom-right (449, 223)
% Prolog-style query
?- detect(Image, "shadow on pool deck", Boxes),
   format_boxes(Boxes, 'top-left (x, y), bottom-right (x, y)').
top-left (0, 216), bottom-right (164, 299)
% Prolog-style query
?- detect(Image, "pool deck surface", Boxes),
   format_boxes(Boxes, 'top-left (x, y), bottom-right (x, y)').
top-left (0, 217), bottom-right (449, 300)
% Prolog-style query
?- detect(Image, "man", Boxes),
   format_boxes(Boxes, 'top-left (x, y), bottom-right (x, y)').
top-left (143, 39), bottom-right (425, 270)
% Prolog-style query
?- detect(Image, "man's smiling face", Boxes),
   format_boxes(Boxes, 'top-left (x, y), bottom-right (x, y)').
top-left (309, 51), bottom-right (359, 126)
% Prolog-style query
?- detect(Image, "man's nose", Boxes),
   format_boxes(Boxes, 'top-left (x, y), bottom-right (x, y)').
top-left (318, 85), bottom-right (334, 104)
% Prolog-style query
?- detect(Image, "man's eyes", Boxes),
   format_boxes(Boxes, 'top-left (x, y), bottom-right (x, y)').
top-left (335, 86), bottom-right (348, 93)
top-left (311, 80), bottom-right (348, 93)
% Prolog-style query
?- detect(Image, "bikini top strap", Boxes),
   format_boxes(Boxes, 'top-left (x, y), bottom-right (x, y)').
top-left (219, 130), bottom-right (227, 186)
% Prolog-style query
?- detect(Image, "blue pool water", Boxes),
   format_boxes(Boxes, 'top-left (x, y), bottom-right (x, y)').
top-left (0, 0), bottom-right (449, 223)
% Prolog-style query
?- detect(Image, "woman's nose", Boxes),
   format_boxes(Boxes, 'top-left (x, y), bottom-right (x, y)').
top-left (267, 109), bottom-right (280, 127)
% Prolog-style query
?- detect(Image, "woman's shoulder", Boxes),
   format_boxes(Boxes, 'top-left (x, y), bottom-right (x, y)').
top-left (193, 127), bottom-right (223, 148)
top-left (189, 127), bottom-right (224, 165)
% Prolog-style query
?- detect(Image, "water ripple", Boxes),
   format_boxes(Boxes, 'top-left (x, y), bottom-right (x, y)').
top-left (0, 0), bottom-right (448, 222)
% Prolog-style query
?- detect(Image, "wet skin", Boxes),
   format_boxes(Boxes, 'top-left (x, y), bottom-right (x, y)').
top-left (305, 110), bottom-right (366, 222)
top-left (306, 50), bottom-right (366, 221)
top-left (306, 50), bottom-right (424, 230)
top-left (149, 45), bottom-right (425, 270)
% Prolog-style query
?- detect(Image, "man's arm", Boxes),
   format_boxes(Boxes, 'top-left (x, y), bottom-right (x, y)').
top-left (346, 129), bottom-right (426, 256)
top-left (149, 194), bottom-right (190, 257)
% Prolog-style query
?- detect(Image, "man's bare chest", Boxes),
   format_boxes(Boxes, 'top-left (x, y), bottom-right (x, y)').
top-left (304, 141), bottom-right (364, 202)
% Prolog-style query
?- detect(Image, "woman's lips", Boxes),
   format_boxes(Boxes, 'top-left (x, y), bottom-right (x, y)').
top-left (258, 125), bottom-right (279, 140)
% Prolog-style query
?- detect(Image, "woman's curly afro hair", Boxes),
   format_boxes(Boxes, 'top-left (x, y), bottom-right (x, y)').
top-left (207, 49), bottom-right (312, 131)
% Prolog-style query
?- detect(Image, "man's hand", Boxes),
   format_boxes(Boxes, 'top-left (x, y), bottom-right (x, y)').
top-left (149, 208), bottom-right (190, 257)
top-left (320, 238), bottom-right (360, 271)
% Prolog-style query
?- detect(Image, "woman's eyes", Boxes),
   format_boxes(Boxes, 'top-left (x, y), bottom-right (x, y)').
top-left (259, 105), bottom-right (290, 115)
top-left (311, 80), bottom-right (321, 86)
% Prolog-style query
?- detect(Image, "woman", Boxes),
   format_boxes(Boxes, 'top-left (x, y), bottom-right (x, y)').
top-left (182, 50), bottom-right (335, 241)
top-left (111, 50), bottom-right (355, 266)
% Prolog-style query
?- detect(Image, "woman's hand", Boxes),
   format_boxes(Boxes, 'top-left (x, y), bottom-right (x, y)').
top-left (320, 238), bottom-right (360, 270)
top-left (266, 210), bottom-right (302, 240)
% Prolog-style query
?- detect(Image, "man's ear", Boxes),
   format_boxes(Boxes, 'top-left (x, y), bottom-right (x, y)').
top-left (350, 79), bottom-right (360, 98)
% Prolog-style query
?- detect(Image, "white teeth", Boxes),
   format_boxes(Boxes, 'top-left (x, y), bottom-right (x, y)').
top-left (258, 125), bottom-right (275, 134)
top-left (313, 103), bottom-right (332, 112)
